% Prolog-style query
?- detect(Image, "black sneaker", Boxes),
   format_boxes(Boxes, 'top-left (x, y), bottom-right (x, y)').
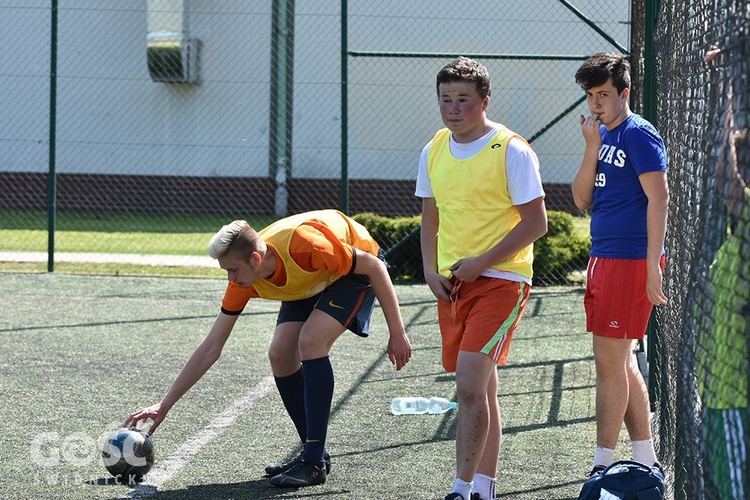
top-left (270, 459), bottom-right (326, 487)
top-left (264, 452), bottom-right (331, 477)
top-left (444, 494), bottom-right (466, 500)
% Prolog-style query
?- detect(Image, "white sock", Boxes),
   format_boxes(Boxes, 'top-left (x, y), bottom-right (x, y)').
top-left (593, 446), bottom-right (615, 468)
top-left (632, 439), bottom-right (658, 465)
top-left (451, 478), bottom-right (473, 499)
top-left (472, 473), bottom-right (496, 500)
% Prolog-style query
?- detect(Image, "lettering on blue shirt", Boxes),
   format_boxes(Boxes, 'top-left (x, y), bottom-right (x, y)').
top-left (589, 115), bottom-right (667, 259)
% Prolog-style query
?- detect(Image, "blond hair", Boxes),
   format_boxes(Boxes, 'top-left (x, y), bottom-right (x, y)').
top-left (207, 220), bottom-right (262, 260)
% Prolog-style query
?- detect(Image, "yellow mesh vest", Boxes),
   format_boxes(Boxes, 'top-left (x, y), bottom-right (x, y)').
top-left (427, 127), bottom-right (534, 279)
top-left (696, 189), bottom-right (749, 409)
top-left (252, 210), bottom-right (379, 301)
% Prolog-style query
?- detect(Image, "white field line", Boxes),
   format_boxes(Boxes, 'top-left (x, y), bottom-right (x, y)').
top-left (123, 375), bottom-right (275, 499)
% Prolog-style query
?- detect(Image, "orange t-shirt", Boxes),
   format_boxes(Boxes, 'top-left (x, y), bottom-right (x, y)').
top-left (221, 213), bottom-right (378, 314)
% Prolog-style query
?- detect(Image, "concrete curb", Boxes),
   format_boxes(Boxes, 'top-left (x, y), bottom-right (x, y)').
top-left (0, 251), bottom-right (217, 268)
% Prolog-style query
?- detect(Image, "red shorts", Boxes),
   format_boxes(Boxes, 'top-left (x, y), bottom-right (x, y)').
top-left (437, 276), bottom-right (530, 372)
top-left (584, 255), bottom-right (665, 339)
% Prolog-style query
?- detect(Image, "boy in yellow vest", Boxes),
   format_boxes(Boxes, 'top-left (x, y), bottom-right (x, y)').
top-left (694, 79), bottom-right (748, 499)
top-left (125, 209), bottom-right (412, 488)
top-left (415, 56), bottom-right (548, 500)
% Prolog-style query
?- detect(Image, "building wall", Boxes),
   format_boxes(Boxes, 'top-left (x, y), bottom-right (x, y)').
top-left (0, 1), bottom-right (629, 215)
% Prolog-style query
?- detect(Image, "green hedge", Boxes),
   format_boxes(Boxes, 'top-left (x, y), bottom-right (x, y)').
top-left (533, 210), bottom-right (590, 285)
top-left (352, 210), bottom-right (589, 286)
top-left (352, 212), bottom-right (423, 282)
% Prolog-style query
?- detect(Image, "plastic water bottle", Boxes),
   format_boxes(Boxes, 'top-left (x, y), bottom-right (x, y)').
top-left (391, 396), bottom-right (457, 415)
top-left (426, 397), bottom-right (457, 414)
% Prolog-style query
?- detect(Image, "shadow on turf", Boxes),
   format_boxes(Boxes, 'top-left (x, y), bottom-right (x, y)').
top-left (86, 472), bottom-right (587, 499)
top-left (497, 478), bottom-right (586, 499)
top-left (87, 475), bottom-right (352, 498)
top-left (0, 309), bottom-right (277, 334)
top-left (144, 480), bottom-right (351, 498)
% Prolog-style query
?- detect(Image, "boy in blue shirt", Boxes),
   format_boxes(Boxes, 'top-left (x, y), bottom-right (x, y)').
top-left (572, 52), bottom-right (669, 474)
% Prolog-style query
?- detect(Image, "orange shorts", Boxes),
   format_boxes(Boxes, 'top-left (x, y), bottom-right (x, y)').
top-left (437, 276), bottom-right (530, 372)
top-left (584, 255), bottom-right (666, 339)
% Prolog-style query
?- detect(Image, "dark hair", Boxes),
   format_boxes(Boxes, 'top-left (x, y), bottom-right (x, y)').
top-left (436, 56), bottom-right (491, 99)
top-left (575, 52), bottom-right (631, 94)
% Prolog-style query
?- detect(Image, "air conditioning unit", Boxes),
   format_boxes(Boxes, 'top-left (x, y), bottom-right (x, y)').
top-left (147, 0), bottom-right (200, 84)
top-left (147, 32), bottom-right (200, 83)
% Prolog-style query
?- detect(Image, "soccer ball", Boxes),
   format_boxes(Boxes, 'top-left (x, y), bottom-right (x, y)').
top-left (101, 427), bottom-right (155, 481)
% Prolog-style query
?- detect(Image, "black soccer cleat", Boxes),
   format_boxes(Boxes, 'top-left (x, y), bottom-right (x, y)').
top-left (264, 451), bottom-right (331, 477)
top-left (264, 453), bottom-right (300, 477)
top-left (444, 493), bottom-right (472, 500)
top-left (270, 459), bottom-right (327, 487)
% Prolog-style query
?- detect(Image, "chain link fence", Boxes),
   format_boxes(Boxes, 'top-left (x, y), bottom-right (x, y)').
top-left (4, 3), bottom-right (750, 497)
top-left (647, 0), bottom-right (750, 497)
top-left (0, 1), bottom-right (632, 282)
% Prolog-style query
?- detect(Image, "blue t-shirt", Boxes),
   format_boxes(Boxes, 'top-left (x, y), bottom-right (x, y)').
top-left (590, 114), bottom-right (667, 259)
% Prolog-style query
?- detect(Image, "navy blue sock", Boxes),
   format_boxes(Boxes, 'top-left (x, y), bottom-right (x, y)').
top-left (274, 368), bottom-right (306, 445)
top-left (301, 356), bottom-right (333, 466)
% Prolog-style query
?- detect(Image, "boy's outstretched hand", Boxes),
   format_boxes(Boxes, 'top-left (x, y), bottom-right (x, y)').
top-left (125, 403), bottom-right (167, 436)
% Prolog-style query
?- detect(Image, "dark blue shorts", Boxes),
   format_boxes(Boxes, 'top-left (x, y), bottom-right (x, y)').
top-left (276, 249), bottom-right (385, 337)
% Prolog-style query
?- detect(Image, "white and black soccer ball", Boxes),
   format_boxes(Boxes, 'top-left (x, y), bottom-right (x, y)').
top-left (101, 427), bottom-right (155, 481)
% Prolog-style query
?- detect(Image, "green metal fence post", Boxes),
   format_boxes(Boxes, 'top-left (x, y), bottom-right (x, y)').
top-left (47, 0), bottom-right (58, 272)
top-left (643, 1), bottom-right (682, 494)
top-left (643, 0), bottom-right (658, 127)
top-left (269, 0), bottom-right (294, 217)
top-left (643, 0), bottom-right (660, 404)
top-left (340, 0), bottom-right (349, 214)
